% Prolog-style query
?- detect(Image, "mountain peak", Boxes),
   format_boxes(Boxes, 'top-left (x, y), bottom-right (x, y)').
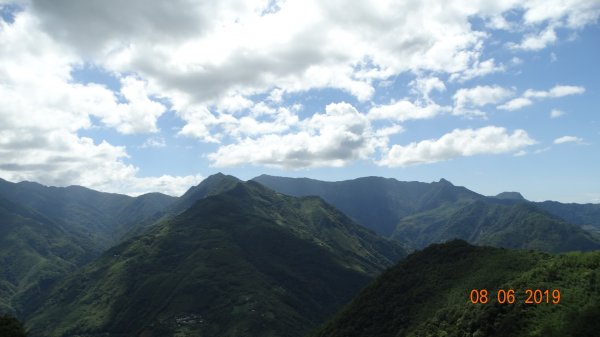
top-left (174, 173), bottom-right (242, 213)
top-left (437, 178), bottom-right (453, 186)
top-left (495, 191), bottom-right (526, 201)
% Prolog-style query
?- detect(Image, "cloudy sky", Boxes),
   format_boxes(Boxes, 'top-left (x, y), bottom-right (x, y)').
top-left (0, 0), bottom-right (599, 202)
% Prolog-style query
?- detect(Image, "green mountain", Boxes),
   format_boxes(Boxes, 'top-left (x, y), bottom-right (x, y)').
top-left (0, 196), bottom-right (96, 315)
top-left (120, 173), bottom-right (242, 240)
top-left (0, 178), bottom-right (176, 317)
top-left (252, 175), bottom-right (481, 236)
top-left (27, 180), bottom-right (406, 337)
top-left (391, 199), bottom-right (600, 252)
top-left (311, 239), bottom-right (600, 337)
top-left (253, 175), bottom-right (600, 253)
top-left (494, 192), bottom-right (526, 201)
top-left (0, 178), bottom-right (176, 250)
top-left (534, 201), bottom-right (600, 235)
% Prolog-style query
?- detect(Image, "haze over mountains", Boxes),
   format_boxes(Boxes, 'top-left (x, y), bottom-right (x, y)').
top-left (254, 175), bottom-right (600, 252)
top-left (0, 173), bottom-right (599, 336)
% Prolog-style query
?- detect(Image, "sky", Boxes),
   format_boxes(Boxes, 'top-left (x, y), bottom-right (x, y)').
top-left (0, 0), bottom-right (599, 202)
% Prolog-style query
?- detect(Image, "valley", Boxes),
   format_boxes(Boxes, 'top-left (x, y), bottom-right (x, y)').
top-left (0, 174), bottom-right (598, 336)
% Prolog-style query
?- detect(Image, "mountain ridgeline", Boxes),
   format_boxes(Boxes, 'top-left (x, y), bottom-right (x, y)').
top-left (0, 173), bottom-right (598, 337)
top-left (0, 178), bottom-right (176, 315)
top-left (254, 175), bottom-right (600, 252)
top-left (25, 180), bottom-right (405, 337)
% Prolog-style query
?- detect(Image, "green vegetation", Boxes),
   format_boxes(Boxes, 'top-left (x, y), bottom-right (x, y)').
top-left (310, 240), bottom-right (600, 337)
top-left (253, 175), bottom-right (480, 236)
top-left (254, 175), bottom-right (600, 253)
top-left (0, 314), bottom-right (27, 337)
top-left (2, 174), bottom-right (600, 337)
top-left (535, 201), bottom-right (600, 235)
top-left (26, 181), bottom-right (405, 337)
top-left (392, 200), bottom-right (600, 252)
top-left (0, 178), bottom-right (175, 319)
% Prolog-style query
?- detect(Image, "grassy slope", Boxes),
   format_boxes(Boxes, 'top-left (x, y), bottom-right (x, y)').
top-left (311, 240), bottom-right (600, 337)
top-left (27, 182), bottom-right (405, 337)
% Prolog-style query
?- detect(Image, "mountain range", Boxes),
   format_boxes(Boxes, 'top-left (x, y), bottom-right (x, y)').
top-left (253, 175), bottom-right (600, 252)
top-left (25, 179), bottom-right (404, 337)
top-left (0, 173), bottom-right (598, 336)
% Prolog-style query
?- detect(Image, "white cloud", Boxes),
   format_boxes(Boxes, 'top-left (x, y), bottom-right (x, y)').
top-left (522, 0), bottom-right (600, 28)
top-left (550, 109), bottom-right (565, 118)
top-left (410, 76), bottom-right (446, 101)
top-left (91, 76), bottom-right (167, 134)
top-left (368, 100), bottom-right (450, 121)
top-left (0, 12), bottom-right (197, 195)
top-left (508, 26), bottom-right (557, 51)
top-left (0, 128), bottom-right (201, 196)
top-left (497, 97), bottom-right (533, 111)
top-left (453, 85), bottom-right (513, 116)
top-left (208, 102), bottom-right (382, 168)
top-left (523, 85), bottom-right (585, 98)
top-left (141, 137), bottom-right (166, 149)
top-left (378, 126), bottom-right (536, 167)
top-left (449, 58), bottom-right (505, 82)
top-left (115, 174), bottom-right (204, 197)
top-left (554, 135), bottom-right (583, 144)
top-left (1, 0), bottom-right (599, 188)
top-left (498, 85), bottom-right (585, 111)
top-left (16, 0), bottom-right (536, 111)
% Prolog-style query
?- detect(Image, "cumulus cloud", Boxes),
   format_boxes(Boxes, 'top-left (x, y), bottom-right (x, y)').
top-left (378, 126), bottom-right (537, 167)
top-left (521, 0), bottom-right (600, 28)
top-left (1, 0), bottom-right (598, 190)
top-left (497, 97), bottom-right (533, 111)
top-left (449, 58), bottom-right (505, 82)
top-left (453, 85), bottom-right (513, 116)
top-left (523, 85), bottom-right (585, 98)
top-left (18, 0), bottom-right (560, 110)
top-left (0, 129), bottom-right (202, 196)
top-left (0, 12), bottom-right (199, 195)
top-left (140, 137), bottom-right (166, 149)
top-left (508, 26), bottom-right (557, 51)
top-left (208, 102), bottom-right (382, 168)
top-left (554, 136), bottom-right (583, 144)
top-left (368, 100), bottom-right (450, 121)
top-left (410, 76), bottom-right (446, 101)
top-left (498, 85), bottom-right (585, 111)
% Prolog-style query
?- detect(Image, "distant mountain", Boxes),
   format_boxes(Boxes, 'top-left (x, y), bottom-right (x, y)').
top-left (0, 196), bottom-right (97, 315)
top-left (391, 199), bottom-right (600, 252)
top-left (252, 175), bottom-right (482, 236)
top-left (253, 175), bottom-right (600, 253)
top-left (534, 201), bottom-right (600, 235)
top-left (311, 240), bottom-right (600, 337)
top-left (0, 178), bottom-right (176, 250)
top-left (494, 191), bottom-right (526, 201)
top-left (0, 178), bottom-right (176, 317)
top-left (27, 181), bottom-right (406, 337)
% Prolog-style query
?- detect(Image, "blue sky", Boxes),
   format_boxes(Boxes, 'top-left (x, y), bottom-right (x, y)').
top-left (0, 0), bottom-right (599, 202)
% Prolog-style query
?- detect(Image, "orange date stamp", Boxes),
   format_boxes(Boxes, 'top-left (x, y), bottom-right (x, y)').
top-left (469, 289), bottom-right (561, 304)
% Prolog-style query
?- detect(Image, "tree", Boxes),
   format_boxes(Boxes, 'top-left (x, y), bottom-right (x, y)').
top-left (0, 314), bottom-right (26, 337)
